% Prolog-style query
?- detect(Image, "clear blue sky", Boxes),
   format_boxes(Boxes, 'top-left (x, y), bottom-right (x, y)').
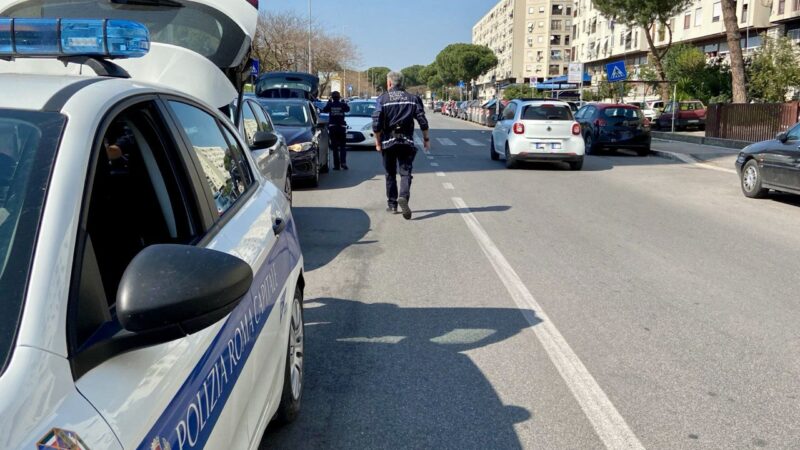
top-left (262, 0), bottom-right (497, 70)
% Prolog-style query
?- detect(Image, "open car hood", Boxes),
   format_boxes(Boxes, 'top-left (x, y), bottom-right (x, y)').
top-left (255, 72), bottom-right (320, 100)
top-left (0, 0), bottom-right (258, 106)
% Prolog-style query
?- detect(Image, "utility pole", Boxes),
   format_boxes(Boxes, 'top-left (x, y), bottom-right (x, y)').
top-left (307, 0), bottom-right (312, 74)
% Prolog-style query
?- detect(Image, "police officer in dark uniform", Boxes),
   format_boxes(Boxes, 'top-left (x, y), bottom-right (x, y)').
top-left (372, 71), bottom-right (430, 220)
top-left (322, 91), bottom-right (350, 170)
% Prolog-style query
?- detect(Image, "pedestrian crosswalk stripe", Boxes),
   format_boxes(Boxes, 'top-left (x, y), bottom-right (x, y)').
top-left (462, 138), bottom-right (484, 147)
top-left (442, 182), bottom-right (454, 190)
top-left (430, 162), bottom-right (439, 167)
top-left (436, 138), bottom-right (456, 146)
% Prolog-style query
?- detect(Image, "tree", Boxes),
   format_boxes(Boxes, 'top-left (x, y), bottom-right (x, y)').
top-left (366, 66), bottom-right (391, 90)
top-left (720, 0), bottom-right (747, 103)
top-left (503, 84), bottom-right (540, 100)
top-left (401, 65), bottom-right (426, 88)
top-left (747, 35), bottom-right (800, 102)
top-left (434, 43), bottom-right (498, 91)
top-left (662, 44), bottom-right (732, 103)
top-left (593, 0), bottom-right (694, 99)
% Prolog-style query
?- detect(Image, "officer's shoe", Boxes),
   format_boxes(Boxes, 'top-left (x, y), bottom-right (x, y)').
top-left (333, 166), bottom-right (341, 171)
top-left (398, 197), bottom-right (412, 220)
top-left (386, 205), bottom-right (398, 214)
top-left (342, 164), bottom-right (349, 170)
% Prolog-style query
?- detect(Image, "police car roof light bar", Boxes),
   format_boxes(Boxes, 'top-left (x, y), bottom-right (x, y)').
top-left (0, 18), bottom-right (150, 60)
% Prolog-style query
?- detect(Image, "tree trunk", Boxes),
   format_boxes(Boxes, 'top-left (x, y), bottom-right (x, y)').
top-left (643, 27), bottom-right (670, 100)
top-left (721, 0), bottom-right (747, 103)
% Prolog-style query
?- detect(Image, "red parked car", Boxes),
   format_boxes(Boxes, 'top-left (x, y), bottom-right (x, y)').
top-left (656, 101), bottom-right (706, 131)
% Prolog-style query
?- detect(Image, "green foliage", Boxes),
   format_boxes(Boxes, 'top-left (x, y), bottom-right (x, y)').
top-left (367, 66), bottom-right (391, 90)
top-left (401, 65), bottom-right (426, 87)
top-left (503, 84), bottom-right (540, 100)
top-left (420, 64), bottom-right (444, 90)
top-left (747, 35), bottom-right (800, 103)
top-left (434, 44), bottom-right (498, 86)
top-left (661, 44), bottom-right (731, 103)
top-left (583, 81), bottom-right (633, 102)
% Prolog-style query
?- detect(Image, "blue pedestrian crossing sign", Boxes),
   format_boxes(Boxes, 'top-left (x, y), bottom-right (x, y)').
top-left (606, 60), bottom-right (627, 82)
top-left (347, 84), bottom-right (353, 92)
top-left (458, 80), bottom-right (465, 88)
top-left (250, 59), bottom-right (259, 77)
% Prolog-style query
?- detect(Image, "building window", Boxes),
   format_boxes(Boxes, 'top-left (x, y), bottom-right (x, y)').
top-left (549, 64), bottom-right (560, 75)
top-left (539, 21), bottom-right (545, 28)
top-left (538, 36), bottom-right (544, 43)
top-left (529, 6), bottom-right (535, 14)
top-left (778, 0), bottom-right (785, 14)
top-left (565, 34), bottom-right (571, 45)
top-left (788, 28), bottom-right (800, 43)
top-left (695, 8), bottom-right (703, 26)
top-left (552, 4), bottom-right (564, 15)
top-left (551, 35), bottom-right (562, 45)
top-left (537, 50), bottom-right (543, 61)
top-left (741, 3), bottom-right (748, 23)
top-left (539, 6), bottom-right (545, 13)
top-left (528, 37), bottom-right (534, 46)
top-left (566, 6), bottom-right (572, 16)
top-left (551, 50), bottom-right (562, 60)
top-left (552, 20), bottom-right (562, 30)
top-left (684, 13), bottom-right (691, 29)
top-left (712, 2), bottom-right (721, 22)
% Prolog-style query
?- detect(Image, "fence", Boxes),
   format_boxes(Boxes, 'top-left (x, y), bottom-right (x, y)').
top-left (706, 102), bottom-right (800, 142)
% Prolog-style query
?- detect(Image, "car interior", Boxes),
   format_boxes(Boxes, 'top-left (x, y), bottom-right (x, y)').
top-left (72, 103), bottom-right (199, 348)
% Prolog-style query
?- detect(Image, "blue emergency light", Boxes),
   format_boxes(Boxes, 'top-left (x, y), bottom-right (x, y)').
top-left (0, 18), bottom-right (149, 58)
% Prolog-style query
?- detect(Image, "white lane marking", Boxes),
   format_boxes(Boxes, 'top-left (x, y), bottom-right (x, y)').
top-left (413, 134), bottom-right (424, 151)
top-left (463, 138), bottom-right (484, 147)
top-left (652, 145), bottom-right (737, 174)
top-left (451, 197), bottom-right (644, 450)
top-left (437, 138), bottom-right (456, 146)
top-left (427, 156), bottom-right (435, 160)
top-left (430, 162), bottom-right (440, 167)
top-left (442, 182), bottom-right (455, 190)
top-left (436, 171), bottom-right (446, 177)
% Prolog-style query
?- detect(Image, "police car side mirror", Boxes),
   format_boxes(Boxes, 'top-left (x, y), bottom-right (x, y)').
top-left (117, 244), bottom-right (253, 337)
top-left (252, 131), bottom-right (279, 150)
top-left (317, 119), bottom-right (328, 128)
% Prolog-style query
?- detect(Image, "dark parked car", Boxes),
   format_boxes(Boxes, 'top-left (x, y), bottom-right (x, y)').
top-left (656, 100), bottom-right (706, 131)
top-left (575, 103), bottom-right (651, 156)
top-left (255, 72), bottom-right (330, 187)
top-left (736, 123), bottom-right (800, 198)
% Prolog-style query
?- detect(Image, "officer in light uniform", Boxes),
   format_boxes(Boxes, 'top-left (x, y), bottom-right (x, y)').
top-left (372, 71), bottom-right (430, 219)
top-left (323, 91), bottom-right (350, 170)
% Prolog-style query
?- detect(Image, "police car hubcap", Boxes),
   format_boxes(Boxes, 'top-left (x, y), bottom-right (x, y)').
top-left (289, 299), bottom-right (304, 399)
top-left (744, 166), bottom-right (757, 191)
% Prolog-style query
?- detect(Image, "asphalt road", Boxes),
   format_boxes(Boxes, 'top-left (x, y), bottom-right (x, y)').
top-left (261, 112), bottom-right (800, 449)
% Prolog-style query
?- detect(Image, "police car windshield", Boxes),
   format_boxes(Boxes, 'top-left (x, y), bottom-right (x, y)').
top-left (258, 101), bottom-right (312, 127)
top-left (347, 102), bottom-right (377, 117)
top-left (0, 109), bottom-right (66, 375)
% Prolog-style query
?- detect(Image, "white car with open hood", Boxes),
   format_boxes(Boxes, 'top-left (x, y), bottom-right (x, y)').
top-left (0, 2), bottom-right (306, 450)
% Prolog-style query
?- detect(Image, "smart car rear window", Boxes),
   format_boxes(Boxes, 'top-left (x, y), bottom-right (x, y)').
top-left (0, 109), bottom-right (65, 375)
top-left (522, 105), bottom-right (573, 121)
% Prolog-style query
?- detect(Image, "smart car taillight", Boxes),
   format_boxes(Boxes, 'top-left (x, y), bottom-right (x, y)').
top-left (246, 0), bottom-right (259, 8)
top-left (513, 122), bottom-right (525, 134)
top-left (572, 123), bottom-right (581, 135)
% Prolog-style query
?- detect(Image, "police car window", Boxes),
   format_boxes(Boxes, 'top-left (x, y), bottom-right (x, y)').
top-left (0, 109), bottom-right (65, 375)
top-left (348, 102), bottom-right (377, 117)
top-left (220, 126), bottom-right (254, 189)
top-left (522, 105), bottom-right (573, 121)
top-left (169, 101), bottom-right (248, 217)
top-left (241, 103), bottom-right (258, 146)
top-left (73, 102), bottom-right (199, 350)
top-left (502, 104), bottom-right (516, 120)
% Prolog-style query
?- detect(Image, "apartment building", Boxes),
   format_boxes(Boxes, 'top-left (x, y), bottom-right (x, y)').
top-left (569, 0), bottom-right (791, 91)
top-left (472, 0), bottom-right (576, 100)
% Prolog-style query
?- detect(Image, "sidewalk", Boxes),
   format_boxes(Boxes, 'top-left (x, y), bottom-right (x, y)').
top-left (650, 136), bottom-right (742, 174)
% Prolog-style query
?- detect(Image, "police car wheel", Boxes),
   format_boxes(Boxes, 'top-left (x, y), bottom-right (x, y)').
top-left (490, 138), bottom-right (499, 160)
top-left (504, 144), bottom-right (518, 169)
top-left (276, 287), bottom-right (304, 424)
top-left (285, 175), bottom-right (293, 204)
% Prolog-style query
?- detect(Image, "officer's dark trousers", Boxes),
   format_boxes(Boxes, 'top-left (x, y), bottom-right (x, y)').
top-left (382, 144), bottom-right (417, 207)
top-left (328, 126), bottom-right (347, 168)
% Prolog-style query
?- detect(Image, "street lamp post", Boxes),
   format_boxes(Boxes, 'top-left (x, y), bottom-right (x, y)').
top-left (307, 0), bottom-right (312, 74)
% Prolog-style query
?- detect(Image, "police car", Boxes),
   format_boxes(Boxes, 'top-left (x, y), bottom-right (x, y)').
top-left (0, 2), bottom-right (305, 449)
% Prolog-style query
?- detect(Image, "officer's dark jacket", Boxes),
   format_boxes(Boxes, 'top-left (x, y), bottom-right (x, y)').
top-left (371, 88), bottom-right (429, 148)
top-left (322, 100), bottom-right (350, 127)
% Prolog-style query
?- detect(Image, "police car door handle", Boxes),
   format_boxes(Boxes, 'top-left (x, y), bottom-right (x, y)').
top-left (273, 217), bottom-right (287, 236)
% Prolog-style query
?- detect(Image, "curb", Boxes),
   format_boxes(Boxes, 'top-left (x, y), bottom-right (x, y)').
top-left (651, 131), bottom-right (750, 150)
top-left (648, 147), bottom-right (738, 175)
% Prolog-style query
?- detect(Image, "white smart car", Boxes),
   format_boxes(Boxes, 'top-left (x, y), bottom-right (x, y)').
top-left (490, 99), bottom-right (585, 170)
top-left (0, 3), bottom-right (305, 450)
top-left (344, 100), bottom-right (378, 147)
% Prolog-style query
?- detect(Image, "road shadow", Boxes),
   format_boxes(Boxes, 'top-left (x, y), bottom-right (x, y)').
top-left (261, 298), bottom-right (540, 449)
top-left (412, 205), bottom-right (512, 221)
top-left (293, 207), bottom-right (371, 272)
top-left (766, 191), bottom-right (800, 208)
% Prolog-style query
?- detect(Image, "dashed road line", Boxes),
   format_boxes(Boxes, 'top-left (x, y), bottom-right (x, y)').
top-left (437, 138), bottom-right (456, 146)
top-left (430, 162), bottom-right (440, 167)
top-left (442, 182), bottom-right (454, 190)
top-left (452, 197), bottom-right (645, 450)
top-left (463, 138), bottom-right (484, 147)
top-left (436, 171), bottom-right (446, 177)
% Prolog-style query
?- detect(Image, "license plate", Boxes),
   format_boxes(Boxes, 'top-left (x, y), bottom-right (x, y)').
top-left (551, 143), bottom-right (562, 150)
top-left (346, 133), bottom-right (354, 138)
top-left (534, 143), bottom-right (561, 150)
top-left (688, 120), bottom-right (699, 123)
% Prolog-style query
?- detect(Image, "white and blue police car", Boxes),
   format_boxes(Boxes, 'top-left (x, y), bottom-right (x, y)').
top-left (0, 2), bottom-right (306, 449)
